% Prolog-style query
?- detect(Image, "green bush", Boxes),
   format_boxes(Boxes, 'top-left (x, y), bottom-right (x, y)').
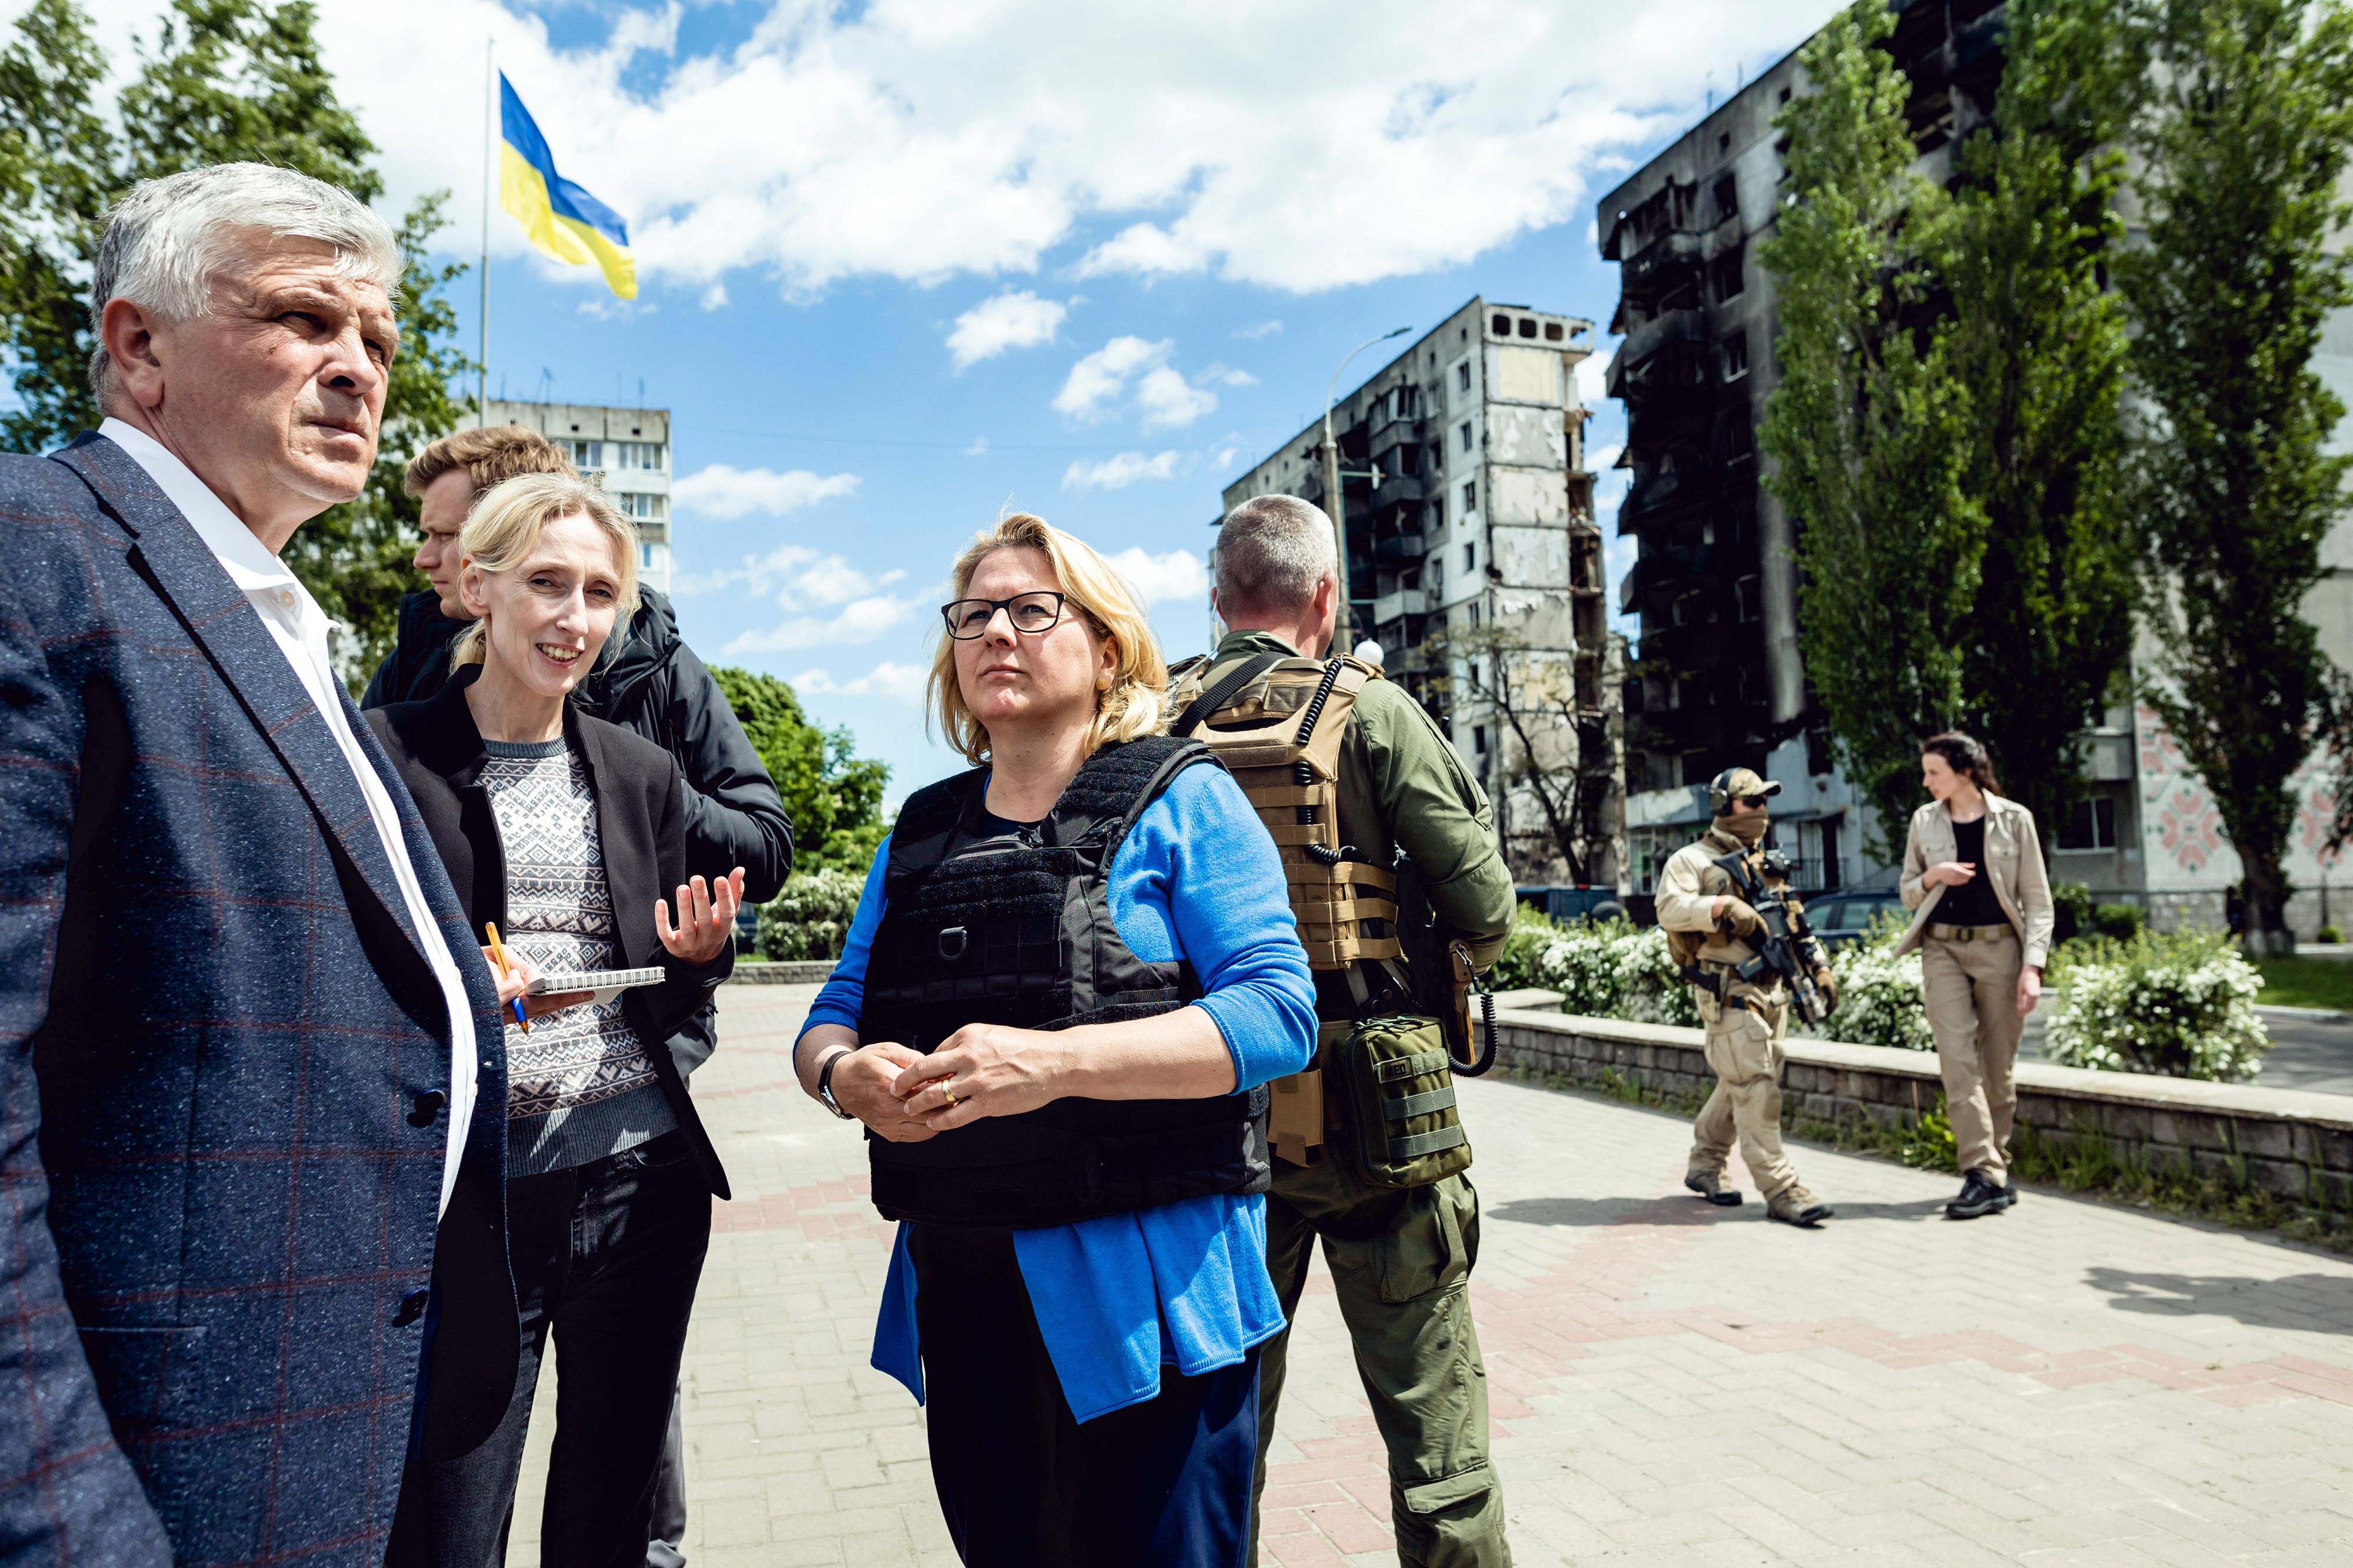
top-left (1489, 908), bottom-right (1561, 990)
top-left (2319, 924), bottom-right (2345, 945)
top-left (2052, 881), bottom-right (2094, 945)
top-left (1525, 920), bottom-right (1700, 1027)
top-left (2091, 901), bottom-right (2147, 940)
top-left (2044, 927), bottom-right (2270, 1082)
top-left (1817, 909), bottom-right (1934, 1052)
top-left (757, 868), bottom-right (866, 962)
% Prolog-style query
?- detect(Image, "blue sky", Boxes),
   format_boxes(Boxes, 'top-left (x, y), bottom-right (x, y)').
top-left (19, 0), bottom-right (1842, 803)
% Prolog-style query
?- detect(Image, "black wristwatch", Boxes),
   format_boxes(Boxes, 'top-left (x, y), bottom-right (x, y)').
top-left (816, 1047), bottom-right (858, 1120)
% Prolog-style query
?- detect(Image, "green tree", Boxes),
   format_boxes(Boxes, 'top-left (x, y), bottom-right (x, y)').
top-left (1936, 0), bottom-right (2140, 836)
top-left (1759, 0), bottom-right (1981, 856)
top-left (0, 0), bottom-right (472, 684)
top-left (707, 666), bottom-right (892, 874)
top-left (2119, 0), bottom-right (2353, 952)
top-left (0, 0), bottom-right (114, 451)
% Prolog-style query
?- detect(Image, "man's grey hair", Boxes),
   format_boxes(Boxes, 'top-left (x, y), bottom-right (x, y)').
top-left (88, 162), bottom-right (401, 410)
top-left (1217, 495), bottom-right (1338, 618)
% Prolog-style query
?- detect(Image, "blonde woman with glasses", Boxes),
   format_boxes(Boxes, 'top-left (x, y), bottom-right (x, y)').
top-left (791, 514), bottom-right (1315, 1567)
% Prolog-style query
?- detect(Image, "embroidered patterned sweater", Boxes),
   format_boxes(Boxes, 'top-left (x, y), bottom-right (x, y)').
top-left (482, 736), bottom-right (676, 1175)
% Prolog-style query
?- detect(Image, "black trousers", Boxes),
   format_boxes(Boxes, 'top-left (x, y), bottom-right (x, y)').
top-left (908, 1223), bottom-right (1260, 1568)
top-left (389, 1132), bottom-right (712, 1568)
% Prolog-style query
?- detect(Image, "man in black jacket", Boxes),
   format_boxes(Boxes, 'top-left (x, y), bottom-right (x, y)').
top-left (363, 426), bottom-right (792, 1562)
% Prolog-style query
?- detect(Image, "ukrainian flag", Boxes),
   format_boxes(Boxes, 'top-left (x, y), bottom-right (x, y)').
top-left (500, 73), bottom-right (635, 299)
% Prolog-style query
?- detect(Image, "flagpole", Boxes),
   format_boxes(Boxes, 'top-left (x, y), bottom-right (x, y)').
top-left (478, 35), bottom-right (492, 428)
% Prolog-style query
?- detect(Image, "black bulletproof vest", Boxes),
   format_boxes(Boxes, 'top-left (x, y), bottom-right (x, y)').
top-left (861, 736), bottom-right (1271, 1228)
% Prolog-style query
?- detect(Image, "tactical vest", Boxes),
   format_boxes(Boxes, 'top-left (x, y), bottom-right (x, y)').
top-left (859, 735), bottom-right (1271, 1228)
top-left (1166, 651), bottom-right (1401, 979)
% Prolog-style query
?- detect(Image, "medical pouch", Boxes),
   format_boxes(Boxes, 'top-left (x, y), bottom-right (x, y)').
top-left (1328, 1014), bottom-right (1473, 1190)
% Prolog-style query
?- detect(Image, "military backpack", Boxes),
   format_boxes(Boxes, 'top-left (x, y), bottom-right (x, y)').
top-left (1166, 649), bottom-right (1475, 1189)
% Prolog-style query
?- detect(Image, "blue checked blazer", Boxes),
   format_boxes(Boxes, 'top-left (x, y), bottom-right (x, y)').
top-left (0, 435), bottom-right (513, 1565)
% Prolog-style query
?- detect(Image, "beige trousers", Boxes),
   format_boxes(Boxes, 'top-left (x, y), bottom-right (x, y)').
top-left (1688, 990), bottom-right (1799, 1200)
top-left (1921, 933), bottom-right (2024, 1182)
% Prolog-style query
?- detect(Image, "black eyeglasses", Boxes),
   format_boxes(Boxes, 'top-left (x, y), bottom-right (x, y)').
top-left (1737, 795), bottom-right (1772, 811)
top-left (941, 591), bottom-right (1068, 639)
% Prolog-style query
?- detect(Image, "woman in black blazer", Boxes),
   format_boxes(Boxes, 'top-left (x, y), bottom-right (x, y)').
top-left (368, 471), bottom-right (745, 1567)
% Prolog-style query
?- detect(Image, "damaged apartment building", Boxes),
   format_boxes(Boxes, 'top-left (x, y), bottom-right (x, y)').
top-left (1214, 297), bottom-right (1626, 886)
top-left (1599, 0), bottom-right (2007, 898)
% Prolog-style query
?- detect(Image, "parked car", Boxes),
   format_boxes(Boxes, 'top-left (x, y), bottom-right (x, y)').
top-left (1517, 885), bottom-right (1628, 924)
top-left (1802, 890), bottom-right (1907, 949)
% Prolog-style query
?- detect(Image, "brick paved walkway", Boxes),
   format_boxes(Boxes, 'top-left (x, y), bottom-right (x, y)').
top-left (505, 985), bottom-right (2353, 1566)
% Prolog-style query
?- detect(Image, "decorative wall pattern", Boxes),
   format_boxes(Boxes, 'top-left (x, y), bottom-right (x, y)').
top-left (2132, 702), bottom-right (2342, 896)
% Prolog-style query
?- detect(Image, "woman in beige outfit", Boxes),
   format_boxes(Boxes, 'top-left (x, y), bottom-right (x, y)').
top-left (1895, 732), bottom-right (2055, 1220)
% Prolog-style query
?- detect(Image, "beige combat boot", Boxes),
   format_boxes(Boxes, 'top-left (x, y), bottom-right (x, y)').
top-left (1684, 1169), bottom-right (1742, 1207)
top-left (1767, 1185), bottom-right (1834, 1227)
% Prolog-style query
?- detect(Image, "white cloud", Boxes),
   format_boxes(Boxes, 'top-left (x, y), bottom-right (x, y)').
top-left (674, 542), bottom-right (905, 603)
top-left (1197, 363), bottom-right (1258, 388)
top-left (1062, 451), bottom-right (1181, 490)
top-left (792, 660), bottom-right (931, 703)
top-left (289, 1), bottom-right (1824, 298)
top-left (1135, 365), bottom-right (1218, 430)
top-left (1232, 321), bottom-right (1284, 340)
top-left (700, 282), bottom-right (729, 311)
top-left (1054, 336), bottom-right (1168, 419)
top-left (672, 464), bottom-right (861, 519)
top-left (722, 596), bottom-right (917, 654)
top-left (946, 289), bottom-right (1069, 369)
top-left (1106, 547), bottom-right (1206, 605)
top-left (1054, 336), bottom-right (1219, 428)
top-left (964, 436), bottom-right (989, 456)
top-left (1575, 343), bottom-right (1616, 406)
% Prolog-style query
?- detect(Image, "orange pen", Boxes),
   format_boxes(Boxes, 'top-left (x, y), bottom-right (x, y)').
top-left (485, 923), bottom-right (530, 1034)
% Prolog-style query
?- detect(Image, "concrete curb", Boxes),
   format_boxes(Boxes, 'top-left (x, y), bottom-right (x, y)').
top-left (2259, 1003), bottom-right (2353, 1023)
top-left (728, 960), bottom-right (835, 985)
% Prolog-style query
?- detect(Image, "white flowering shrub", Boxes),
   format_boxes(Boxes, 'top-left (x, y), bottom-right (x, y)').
top-left (758, 868), bottom-right (865, 962)
top-left (1817, 911), bottom-right (1934, 1052)
top-left (2044, 928), bottom-right (2269, 1082)
top-left (1529, 920), bottom-right (1701, 1028)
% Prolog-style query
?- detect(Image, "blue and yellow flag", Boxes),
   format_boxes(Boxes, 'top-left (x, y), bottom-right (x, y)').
top-left (500, 73), bottom-right (635, 299)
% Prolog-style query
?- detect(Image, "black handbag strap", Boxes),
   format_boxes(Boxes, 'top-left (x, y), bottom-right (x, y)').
top-left (1169, 651), bottom-right (1288, 738)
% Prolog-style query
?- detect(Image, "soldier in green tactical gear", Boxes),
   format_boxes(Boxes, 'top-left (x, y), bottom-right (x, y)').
top-left (1657, 767), bottom-right (1838, 1227)
top-left (1176, 495), bottom-right (1518, 1568)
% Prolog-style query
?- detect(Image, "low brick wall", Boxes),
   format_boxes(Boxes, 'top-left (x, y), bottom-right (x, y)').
top-left (1494, 1008), bottom-right (2353, 1209)
top-left (729, 960), bottom-right (835, 985)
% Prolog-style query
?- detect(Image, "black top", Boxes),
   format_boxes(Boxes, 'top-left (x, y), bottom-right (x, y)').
top-left (1938, 815), bottom-right (2008, 928)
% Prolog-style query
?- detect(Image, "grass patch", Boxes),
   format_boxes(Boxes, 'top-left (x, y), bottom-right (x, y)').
top-left (2253, 956), bottom-right (2353, 1012)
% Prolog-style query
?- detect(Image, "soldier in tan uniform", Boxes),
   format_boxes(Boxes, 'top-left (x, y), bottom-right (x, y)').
top-left (1655, 767), bottom-right (1837, 1227)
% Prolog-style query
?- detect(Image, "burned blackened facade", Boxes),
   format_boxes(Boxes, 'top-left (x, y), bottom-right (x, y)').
top-left (1598, 1), bottom-right (2008, 894)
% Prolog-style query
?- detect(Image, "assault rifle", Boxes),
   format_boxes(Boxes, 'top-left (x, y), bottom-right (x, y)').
top-left (1711, 848), bottom-right (1834, 1027)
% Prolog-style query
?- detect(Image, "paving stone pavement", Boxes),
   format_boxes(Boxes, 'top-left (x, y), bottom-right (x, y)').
top-left (503, 985), bottom-right (2353, 1566)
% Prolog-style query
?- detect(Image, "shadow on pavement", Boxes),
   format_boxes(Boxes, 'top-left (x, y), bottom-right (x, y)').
top-left (2086, 1267), bottom-right (2353, 1335)
top-left (1816, 1197), bottom-right (1951, 1223)
top-left (1488, 1195), bottom-right (1712, 1227)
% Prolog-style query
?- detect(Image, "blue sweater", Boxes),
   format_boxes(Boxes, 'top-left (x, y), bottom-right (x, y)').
top-left (800, 761), bottom-right (1317, 1421)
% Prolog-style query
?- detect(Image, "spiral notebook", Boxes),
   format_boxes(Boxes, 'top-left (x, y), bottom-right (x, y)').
top-left (526, 966), bottom-right (666, 1006)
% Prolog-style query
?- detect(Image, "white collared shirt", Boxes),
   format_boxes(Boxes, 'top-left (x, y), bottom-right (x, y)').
top-left (100, 419), bottom-right (479, 1216)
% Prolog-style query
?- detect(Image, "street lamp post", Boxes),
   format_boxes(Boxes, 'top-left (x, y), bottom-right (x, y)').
top-left (1322, 326), bottom-right (1412, 648)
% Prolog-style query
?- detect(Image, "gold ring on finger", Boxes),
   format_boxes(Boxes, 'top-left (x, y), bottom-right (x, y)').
top-left (939, 1076), bottom-right (958, 1109)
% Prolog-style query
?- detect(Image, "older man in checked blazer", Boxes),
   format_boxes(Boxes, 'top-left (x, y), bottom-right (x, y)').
top-left (0, 164), bottom-right (515, 1565)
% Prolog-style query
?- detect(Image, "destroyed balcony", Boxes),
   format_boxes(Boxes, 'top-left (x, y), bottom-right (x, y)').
top-left (1615, 309), bottom-right (1708, 378)
top-left (1619, 229), bottom-right (1704, 310)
